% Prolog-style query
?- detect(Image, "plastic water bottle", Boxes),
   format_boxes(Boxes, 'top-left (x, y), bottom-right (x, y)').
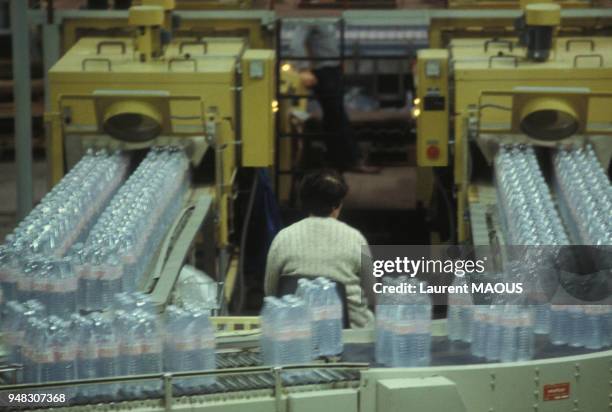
top-left (375, 303), bottom-right (394, 366)
top-left (516, 309), bottom-right (535, 361)
top-left (549, 305), bottom-right (568, 345)
top-left (567, 306), bottom-right (585, 348)
top-left (73, 316), bottom-right (97, 397)
top-left (260, 297), bottom-right (280, 365)
top-left (92, 315), bottom-right (120, 398)
top-left (499, 307), bottom-right (519, 363)
top-left (2, 301), bottom-right (26, 365)
top-left (318, 278), bottom-right (343, 356)
top-left (282, 295), bottom-right (312, 365)
top-left (296, 279), bottom-right (322, 356)
top-left (485, 306), bottom-right (503, 361)
top-left (99, 254), bottom-right (123, 310)
top-left (533, 304), bottom-right (550, 335)
top-left (58, 258), bottom-right (78, 318)
top-left (115, 311), bottom-right (141, 396)
top-left (31, 319), bottom-right (53, 384)
top-left (163, 306), bottom-right (197, 391)
top-left (471, 306), bottom-right (488, 358)
top-left (390, 304), bottom-right (416, 367)
top-left (583, 306), bottom-right (604, 350)
top-left (447, 277), bottom-right (473, 342)
top-left (191, 308), bottom-right (216, 387)
top-left (49, 318), bottom-right (77, 384)
top-left (375, 277), bottom-right (399, 366)
top-left (138, 312), bottom-right (163, 395)
top-left (414, 289), bottom-right (432, 366)
top-left (23, 317), bottom-right (48, 383)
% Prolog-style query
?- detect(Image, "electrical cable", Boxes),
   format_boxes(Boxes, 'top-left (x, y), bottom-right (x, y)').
top-left (434, 171), bottom-right (456, 244)
top-left (235, 170), bottom-right (259, 314)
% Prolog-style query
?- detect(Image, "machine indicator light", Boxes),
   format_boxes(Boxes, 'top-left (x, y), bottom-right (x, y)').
top-left (281, 63), bottom-right (291, 72)
top-left (426, 145), bottom-right (440, 159)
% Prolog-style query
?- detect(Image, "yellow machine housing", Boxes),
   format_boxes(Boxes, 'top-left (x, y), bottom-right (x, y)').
top-left (415, 49), bottom-right (450, 167)
top-left (417, 34), bottom-right (612, 242)
top-left (447, 0), bottom-right (595, 9)
top-left (46, 8), bottom-right (275, 249)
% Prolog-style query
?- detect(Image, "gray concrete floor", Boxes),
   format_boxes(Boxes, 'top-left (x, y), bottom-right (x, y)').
top-left (0, 160), bottom-right (49, 241)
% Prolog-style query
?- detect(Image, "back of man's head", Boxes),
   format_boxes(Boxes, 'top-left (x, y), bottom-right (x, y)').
top-left (300, 169), bottom-right (348, 217)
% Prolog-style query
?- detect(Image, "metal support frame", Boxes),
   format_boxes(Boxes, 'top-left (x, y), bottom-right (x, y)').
top-left (10, 0), bottom-right (33, 220)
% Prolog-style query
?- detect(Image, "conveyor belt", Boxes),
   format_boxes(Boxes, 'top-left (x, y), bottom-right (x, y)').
top-left (340, 335), bottom-right (609, 366)
top-left (28, 352), bottom-right (362, 408)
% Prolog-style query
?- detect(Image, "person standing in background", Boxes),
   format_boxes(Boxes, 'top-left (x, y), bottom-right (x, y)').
top-left (290, 22), bottom-right (379, 174)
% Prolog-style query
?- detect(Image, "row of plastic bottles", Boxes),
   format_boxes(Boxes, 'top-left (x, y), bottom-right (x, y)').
top-left (8, 256), bottom-right (78, 319)
top-left (554, 145), bottom-right (612, 245)
top-left (70, 147), bottom-right (189, 311)
top-left (163, 305), bottom-right (216, 393)
top-left (261, 295), bottom-right (313, 367)
top-left (375, 277), bottom-right (432, 367)
top-left (549, 305), bottom-right (612, 350)
top-left (1, 294), bottom-right (217, 400)
top-left (470, 305), bottom-right (535, 362)
top-left (495, 145), bottom-right (570, 246)
top-left (295, 277), bottom-right (344, 357)
top-left (0, 151), bottom-right (128, 306)
top-left (2, 299), bottom-right (46, 366)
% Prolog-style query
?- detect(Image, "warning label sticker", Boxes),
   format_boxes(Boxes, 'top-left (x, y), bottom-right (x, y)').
top-left (543, 383), bottom-right (570, 401)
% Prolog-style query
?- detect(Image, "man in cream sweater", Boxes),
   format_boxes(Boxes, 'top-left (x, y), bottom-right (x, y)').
top-left (264, 170), bottom-right (375, 328)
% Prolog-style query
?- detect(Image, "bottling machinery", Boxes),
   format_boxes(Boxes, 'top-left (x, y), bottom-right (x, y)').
top-left (415, 1), bottom-right (612, 243)
top-left (44, 0), bottom-right (275, 304)
top-left (2, 2), bottom-right (612, 411)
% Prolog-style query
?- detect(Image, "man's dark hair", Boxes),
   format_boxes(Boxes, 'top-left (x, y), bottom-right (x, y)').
top-left (300, 169), bottom-right (348, 217)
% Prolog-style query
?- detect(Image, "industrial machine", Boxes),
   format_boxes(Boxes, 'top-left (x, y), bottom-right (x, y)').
top-left (447, 0), bottom-right (597, 9)
top-left (45, 0), bottom-right (275, 300)
top-left (2, 3), bottom-right (612, 411)
top-left (415, 1), bottom-right (612, 243)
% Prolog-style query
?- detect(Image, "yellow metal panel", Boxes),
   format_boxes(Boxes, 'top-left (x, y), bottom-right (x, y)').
top-left (50, 37), bottom-right (240, 79)
top-left (416, 49), bottom-right (449, 167)
top-left (141, 0), bottom-right (176, 9)
top-left (240, 49), bottom-right (275, 167)
top-left (61, 18), bottom-right (271, 54)
top-left (128, 6), bottom-right (164, 26)
top-left (526, 3), bottom-right (562, 26)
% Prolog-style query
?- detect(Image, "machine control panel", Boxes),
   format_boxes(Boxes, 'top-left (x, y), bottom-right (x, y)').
top-left (423, 93), bottom-right (445, 111)
top-left (425, 60), bottom-right (442, 77)
top-left (416, 49), bottom-right (450, 167)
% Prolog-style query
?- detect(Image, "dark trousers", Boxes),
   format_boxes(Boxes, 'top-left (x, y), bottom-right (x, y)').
top-left (312, 66), bottom-right (360, 170)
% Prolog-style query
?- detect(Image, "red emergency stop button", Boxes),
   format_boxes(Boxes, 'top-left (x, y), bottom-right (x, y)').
top-left (427, 145), bottom-right (440, 160)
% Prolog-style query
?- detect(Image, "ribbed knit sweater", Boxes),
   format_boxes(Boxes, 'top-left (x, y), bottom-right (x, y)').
top-left (264, 216), bottom-right (375, 328)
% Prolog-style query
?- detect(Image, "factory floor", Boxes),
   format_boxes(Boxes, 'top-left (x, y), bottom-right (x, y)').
top-left (0, 157), bottom-right (48, 241)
